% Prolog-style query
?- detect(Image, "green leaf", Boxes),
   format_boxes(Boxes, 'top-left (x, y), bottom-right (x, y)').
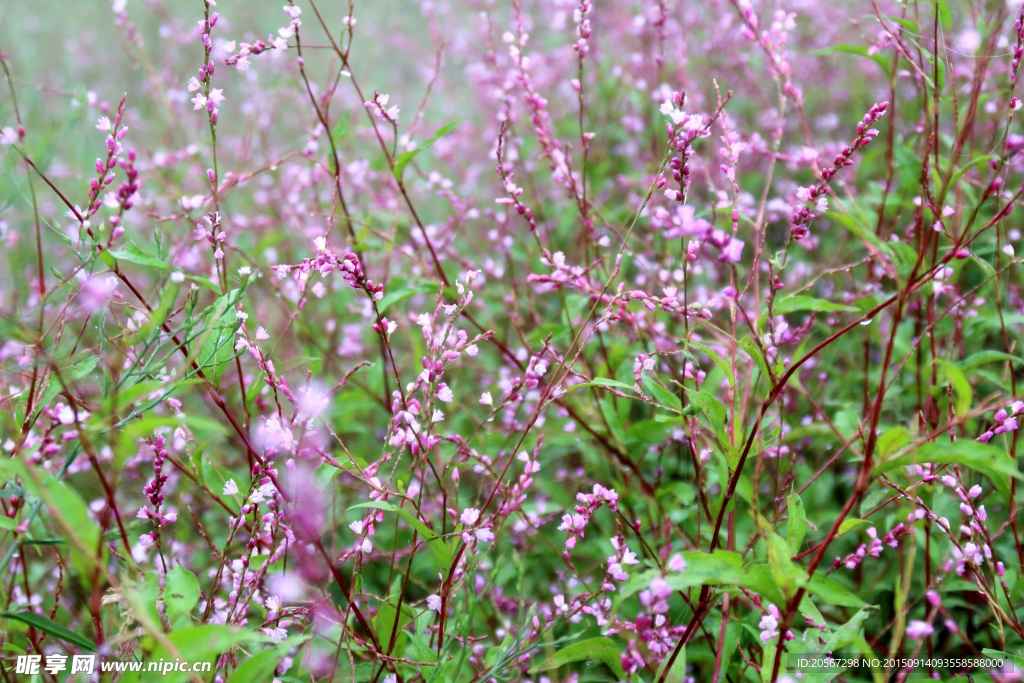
top-left (959, 350), bottom-right (1023, 372)
top-left (807, 573), bottom-right (865, 608)
top-left (810, 44), bottom-right (891, 77)
top-left (0, 459), bottom-right (105, 579)
top-left (936, 0), bottom-right (953, 32)
top-left (615, 551), bottom-right (786, 607)
top-left (107, 242), bottom-right (169, 271)
top-left (933, 358), bottom-right (972, 417)
top-left (820, 607), bottom-right (874, 653)
top-left (527, 637), bottom-right (625, 679)
top-left (228, 648), bottom-right (283, 683)
top-left (32, 355), bottom-right (99, 422)
top-left (119, 625), bottom-right (272, 683)
top-left (948, 154), bottom-right (998, 191)
top-left (877, 427), bottom-right (911, 458)
top-left (653, 642), bottom-right (686, 683)
top-left (0, 611), bottom-right (97, 651)
top-left (165, 565), bottom-right (201, 627)
top-left (787, 493), bottom-right (807, 554)
top-left (688, 389), bottom-right (727, 434)
top-left (377, 279), bottom-right (435, 314)
top-left (685, 341), bottom-right (734, 388)
top-left (643, 376), bottom-right (683, 411)
top-left (773, 295), bottom-right (857, 315)
top-left (374, 600), bottom-right (416, 653)
top-left (759, 516), bottom-right (806, 599)
top-left (836, 518), bottom-right (868, 538)
top-left (877, 440), bottom-right (1023, 496)
top-left (569, 377), bottom-right (635, 392)
top-left (195, 289), bottom-right (244, 384)
top-left (393, 118), bottom-right (465, 181)
top-left (348, 501), bottom-right (452, 574)
top-left (331, 109), bottom-right (351, 144)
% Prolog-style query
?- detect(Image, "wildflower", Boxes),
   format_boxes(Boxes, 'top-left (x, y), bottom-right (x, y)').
top-left (223, 479), bottom-right (239, 496)
top-left (758, 604), bottom-right (780, 644)
top-left (426, 595), bottom-right (442, 611)
top-left (906, 620), bottom-right (934, 639)
top-left (460, 508), bottom-right (480, 526)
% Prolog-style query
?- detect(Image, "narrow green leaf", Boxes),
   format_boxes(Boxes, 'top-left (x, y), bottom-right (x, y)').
top-left (810, 44), bottom-right (891, 77)
top-left (787, 493), bottom-right (807, 554)
top-left (773, 295), bottom-right (857, 315)
top-left (393, 118), bottom-right (465, 181)
top-left (0, 611), bottom-right (97, 651)
top-left (933, 358), bottom-right (972, 418)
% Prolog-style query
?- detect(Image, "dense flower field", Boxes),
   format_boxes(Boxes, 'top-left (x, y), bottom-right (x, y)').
top-left (2, 0), bottom-right (1024, 680)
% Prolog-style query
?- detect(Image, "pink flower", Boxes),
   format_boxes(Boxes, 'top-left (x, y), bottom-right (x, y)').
top-left (95, 116), bottom-right (112, 131)
top-left (906, 620), bottom-right (934, 639)
top-left (187, 77), bottom-right (201, 92)
top-left (191, 94), bottom-right (208, 110)
top-left (460, 508), bottom-right (480, 525)
top-left (719, 237), bottom-right (745, 263)
top-left (426, 595), bottom-right (442, 611)
top-left (0, 127), bottom-right (18, 146)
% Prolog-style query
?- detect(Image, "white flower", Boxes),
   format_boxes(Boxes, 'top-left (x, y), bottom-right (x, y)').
top-left (222, 479), bottom-right (239, 496)
top-left (0, 127), bottom-right (18, 146)
top-left (479, 392), bottom-right (493, 406)
top-left (906, 620), bottom-right (934, 639)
